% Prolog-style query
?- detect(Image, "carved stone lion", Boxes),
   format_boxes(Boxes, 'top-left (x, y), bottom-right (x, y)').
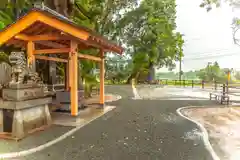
top-left (0, 62), bottom-right (11, 88)
top-left (9, 51), bottom-right (41, 85)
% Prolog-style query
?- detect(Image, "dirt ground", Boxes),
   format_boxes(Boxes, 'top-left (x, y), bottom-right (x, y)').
top-left (182, 106), bottom-right (240, 160)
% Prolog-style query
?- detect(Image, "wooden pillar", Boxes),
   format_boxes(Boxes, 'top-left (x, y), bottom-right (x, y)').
top-left (27, 41), bottom-right (35, 71)
top-left (70, 41), bottom-right (78, 116)
top-left (99, 50), bottom-right (105, 106)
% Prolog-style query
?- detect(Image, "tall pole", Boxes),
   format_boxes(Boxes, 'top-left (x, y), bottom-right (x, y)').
top-left (99, 49), bottom-right (105, 107)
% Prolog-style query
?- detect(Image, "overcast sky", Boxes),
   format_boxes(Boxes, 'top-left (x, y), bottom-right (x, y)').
top-left (158, 0), bottom-right (240, 72)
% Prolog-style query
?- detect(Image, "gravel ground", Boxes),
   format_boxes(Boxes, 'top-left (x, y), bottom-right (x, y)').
top-left (17, 85), bottom-right (218, 160)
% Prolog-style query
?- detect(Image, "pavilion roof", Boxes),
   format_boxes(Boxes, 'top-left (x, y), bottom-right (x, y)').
top-left (0, 5), bottom-right (123, 54)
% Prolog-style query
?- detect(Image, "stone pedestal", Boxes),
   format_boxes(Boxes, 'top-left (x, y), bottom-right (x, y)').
top-left (0, 97), bottom-right (52, 139)
top-left (55, 90), bottom-right (84, 112)
top-left (2, 84), bottom-right (45, 101)
top-left (0, 84), bottom-right (52, 140)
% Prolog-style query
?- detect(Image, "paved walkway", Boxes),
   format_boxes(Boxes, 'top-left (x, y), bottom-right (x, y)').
top-left (11, 85), bottom-right (217, 160)
top-left (136, 84), bottom-right (240, 102)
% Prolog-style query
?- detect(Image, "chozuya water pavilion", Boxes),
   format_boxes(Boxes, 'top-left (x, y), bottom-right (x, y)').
top-left (0, 4), bottom-right (123, 116)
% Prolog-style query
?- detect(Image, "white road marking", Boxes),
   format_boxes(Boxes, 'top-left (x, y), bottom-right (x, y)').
top-left (176, 106), bottom-right (220, 160)
top-left (131, 84), bottom-right (219, 159)
top-left (131, 82), bottom-right (141, 99)
top-left (0, 95), bottom-right (122, 159)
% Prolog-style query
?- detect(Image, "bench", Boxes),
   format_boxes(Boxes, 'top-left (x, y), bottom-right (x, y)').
top-left (209, 92), bottom-right (229, 105)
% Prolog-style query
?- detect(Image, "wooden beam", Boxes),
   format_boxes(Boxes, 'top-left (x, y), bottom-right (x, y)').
top-left (99, 50), bottom-right (105, 106)
top-left (24, 22), bottom-right (43, 34)
top-left (78, 53), bottom-right (101, 62)
top-left (79, 37), bottom-right (123, 55)
top-left (6, 39), bottom-right (18, 46)
top-left (15, 34), bottom-right (29, 41)
top-left (35, 55), bottom-right (68, 63)
top-left (78, 38), bottom-right (103, 49)
top-left (27, 41), bottom-right (35, 71)
top-left (0, 12), bottom-right (39, 46)
top-left (70, 41), bottom-right (78, 116)
top-left (31, 34), bottom-right (63, 41)
top-left (15, 34), bottom-right (64, 41)
top-left (34, 48), bottom-right (70, 54)
top-left (32, 26), bottom-right (49, 35)
top-left (37, 12), bottom-right (89, 41)
top-left (35, 41), bottom-right (68, 48)
top-left (6, 40), bottom-right (26, 48)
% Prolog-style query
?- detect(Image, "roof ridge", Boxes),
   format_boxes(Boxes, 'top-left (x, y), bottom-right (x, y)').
top-left (33, 2), bottom-right (73, 22)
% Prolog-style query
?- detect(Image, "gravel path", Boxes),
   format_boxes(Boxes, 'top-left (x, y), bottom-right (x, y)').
top-left (17, 85), bottom-right (217, 160)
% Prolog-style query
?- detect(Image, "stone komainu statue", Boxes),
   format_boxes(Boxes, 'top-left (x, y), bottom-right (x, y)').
top-left (0, 62), bottom-right (11, 88)
top-left (8, 51), bottom-right (41, 85)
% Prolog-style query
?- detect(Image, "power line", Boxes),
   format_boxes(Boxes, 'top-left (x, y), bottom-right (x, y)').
top-left (183, 48), bottom-right (240, 59)
top-left (183, 48), bottom-right (237, 57)
top-left (183, 51), bottom-right (240, 61)
top-left (105, 48), bottom-right (240, 62)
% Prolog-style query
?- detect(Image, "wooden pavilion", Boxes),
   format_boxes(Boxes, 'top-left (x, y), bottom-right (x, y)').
top-left (0, 6), bottom-right (123, 116)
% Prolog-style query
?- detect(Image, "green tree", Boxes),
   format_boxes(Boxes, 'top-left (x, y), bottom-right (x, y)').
top-left (200, 0), bottom-right (240, 11)
top-left (183, 70), bottom-right (198, 79)
top-left (0, 0), bottom-right (8, 8)
top-left (196, 61), bottom-right (228, 82)
top-left (0, 0), bottom-right (184, 88)
top-left (120, 0), bottom-right (184, 83)
top-left (235, 71), bottom-right (240, 80)
top-left (105, 55), bottom-right (132, 84)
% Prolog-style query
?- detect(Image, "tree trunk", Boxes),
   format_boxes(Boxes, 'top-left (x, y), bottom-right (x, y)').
top-left (135, 71), bottom-right (140, 83)
top-left (44, 0), bottom-right (74, 17)
top-left (148, 62), bottom-right (155, 83)
top-left (12, 0), bottom-right (19, 19)
top-left (126, 74), bottom-right (134, 84)
top-left (126, 71), bottom-right (140, 84)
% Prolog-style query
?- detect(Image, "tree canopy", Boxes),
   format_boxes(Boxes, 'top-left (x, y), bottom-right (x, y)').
top-left (156, 61), bottom-right (233, 83)
top-left (119, 0), bottom-right (184, 82)
top-left (0, 0), bottom-right (184, 84)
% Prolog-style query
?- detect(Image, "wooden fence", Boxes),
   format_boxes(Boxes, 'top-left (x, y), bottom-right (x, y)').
top-left (155, 79), bottom-right (223, 89)
top-left (158, 79), bottom-right (240, 103)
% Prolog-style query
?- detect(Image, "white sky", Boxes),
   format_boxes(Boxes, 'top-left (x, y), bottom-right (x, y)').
top-left (158, 0), bottom-right (240, 72)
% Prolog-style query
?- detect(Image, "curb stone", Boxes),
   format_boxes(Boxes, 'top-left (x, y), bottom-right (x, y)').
top-left (0, 94), bottom-right (121, 159)
top-left (176, 106), bottom-right (220, 160)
